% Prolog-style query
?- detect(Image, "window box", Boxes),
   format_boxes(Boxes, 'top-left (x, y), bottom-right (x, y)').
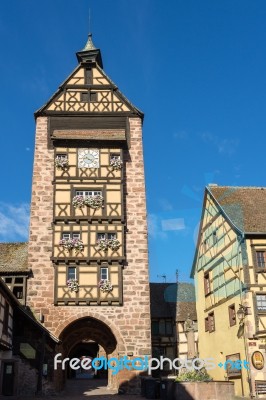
top-left (72, 193), bottom-right (104, 209)
top-left (96, 234), bottom-right (120, 252)
top-left (110, 155), bottom-right (123, 171)
top-left (96, 238), bottom-right (109, 252)
top-left (67, 278), bottom-right (79, 292)
top-left (55, 154), bottom-right (69, 170)
top-left (59, 236), bottom-right (84, 253)
top-left (98, 279), bottom-right (113, 293)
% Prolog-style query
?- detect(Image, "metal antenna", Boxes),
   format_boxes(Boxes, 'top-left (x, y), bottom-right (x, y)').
top-left (89, 8), bottom-right (91, 33)
top-left (176, 269), bottom-right (179, 283)
top-left (157, 274), bottom-right (166, 283)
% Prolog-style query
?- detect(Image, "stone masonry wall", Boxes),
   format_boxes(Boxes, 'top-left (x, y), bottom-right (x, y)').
top-left (27, 116), bottom-right (151, 387)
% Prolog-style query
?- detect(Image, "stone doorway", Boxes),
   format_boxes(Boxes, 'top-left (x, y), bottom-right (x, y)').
top-left (56, 317), bottom-right (118, 392)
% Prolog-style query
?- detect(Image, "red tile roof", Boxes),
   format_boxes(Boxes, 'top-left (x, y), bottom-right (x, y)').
top-left (209, 186), bottom-right (266, 233)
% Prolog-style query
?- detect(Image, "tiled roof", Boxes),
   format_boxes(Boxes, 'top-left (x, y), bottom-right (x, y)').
top-left (52, 129), bottom-right (126, 140)
top-left (0, 243), bottom-right (28, 273)
top-left (150, 283), bottom-right (197, 321)
top-left (209, 186), bottom-right (266, 233)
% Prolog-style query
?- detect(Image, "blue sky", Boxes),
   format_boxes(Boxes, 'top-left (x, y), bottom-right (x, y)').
top-left (0, 0), bottom-right (266, 283)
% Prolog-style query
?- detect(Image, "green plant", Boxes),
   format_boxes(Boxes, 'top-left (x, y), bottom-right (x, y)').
top-left (175, 370), bottom-right (213, 382)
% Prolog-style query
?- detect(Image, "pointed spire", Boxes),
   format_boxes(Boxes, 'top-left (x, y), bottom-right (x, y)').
top-left (83, 33), bottom-right (96, 51)
top-left (76, 33), bottom-right (103, 68)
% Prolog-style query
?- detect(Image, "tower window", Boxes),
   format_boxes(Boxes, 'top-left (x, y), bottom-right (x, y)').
top-left (100, 267), bottom-right (109, 280)
top-left (90, 92), bottom-right (98, 102)
top-left (67, 267), bottom-right (76, 281)
top-left (56, 153), bottom-right (67, 160)
top-left (80, 92), bottom-right (89, 102)
top-left (80, 92), bottom-right (98, 102)
top-left (97, 233), bottom-right (117, 241)
top-left (62, 233), bottom-right (80, 240)
top-left (110, 154), bottom-right (120, 161)
top-left (85, 69), bottom-right (92, 84)
top-left (75, 190), bottom-right (102, 197)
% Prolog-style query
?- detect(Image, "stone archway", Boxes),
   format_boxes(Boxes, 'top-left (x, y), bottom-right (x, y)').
top-left (56, 316), bottom-right (121, 391)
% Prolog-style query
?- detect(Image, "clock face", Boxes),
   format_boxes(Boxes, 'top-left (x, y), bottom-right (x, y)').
top-left (78, 149), bottom-right (99, 168)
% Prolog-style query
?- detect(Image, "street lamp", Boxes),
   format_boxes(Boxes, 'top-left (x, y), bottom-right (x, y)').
top-left (237, 304), bottom-right (248, 323)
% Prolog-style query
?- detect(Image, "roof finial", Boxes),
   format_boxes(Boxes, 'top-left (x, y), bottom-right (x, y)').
top-left (82, 33), bottom-right (96, 51)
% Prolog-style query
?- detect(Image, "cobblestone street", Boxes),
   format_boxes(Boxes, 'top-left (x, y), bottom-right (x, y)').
top-left (4, 379), bottom-right (144, 400)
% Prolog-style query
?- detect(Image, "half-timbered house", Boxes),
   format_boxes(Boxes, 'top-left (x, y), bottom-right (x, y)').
top-left (192, 185), bottom-right (266, 397)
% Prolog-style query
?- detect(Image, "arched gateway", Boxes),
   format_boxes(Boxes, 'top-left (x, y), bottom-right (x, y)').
top-left (55, 316), bottom-right (122, 390)
top-left (27, 33), bottom-right (151, 394)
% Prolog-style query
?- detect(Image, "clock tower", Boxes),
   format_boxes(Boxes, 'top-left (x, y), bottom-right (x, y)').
top-left (27, 34), bottom-right (151, 392)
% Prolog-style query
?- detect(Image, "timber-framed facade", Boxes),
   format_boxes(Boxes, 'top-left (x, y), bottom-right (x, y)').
top-left (27, 34), bottom-right (151, 392)
top-left (192, 185), bottom-right (266, 398)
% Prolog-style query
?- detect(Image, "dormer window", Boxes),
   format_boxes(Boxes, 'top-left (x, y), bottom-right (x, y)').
top-left (3, 276), bottom-right (27, 304)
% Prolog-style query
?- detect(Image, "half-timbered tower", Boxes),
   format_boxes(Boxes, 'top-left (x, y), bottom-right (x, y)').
top-left (27, 34), bottom-right (151, 392)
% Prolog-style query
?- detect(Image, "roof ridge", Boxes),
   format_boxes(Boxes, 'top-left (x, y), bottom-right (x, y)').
top-left (0, 242), bottom-right (28, 245)
top-left (209, 185), bottom-right (266, 189)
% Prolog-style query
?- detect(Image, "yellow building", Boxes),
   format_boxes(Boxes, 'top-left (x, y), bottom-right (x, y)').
top-left (192, 185), bottom-right (266, 398)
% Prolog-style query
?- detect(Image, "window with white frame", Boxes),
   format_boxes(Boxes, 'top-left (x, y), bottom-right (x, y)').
top-left (56, 153), bottom-right (67, 159)
top-left (257, 294), bottom-right (266, 312)
top-left (97, 233), bottom-right (117, 240)
top-left (100, 267), bottom-right (109, 280)
top-left (110, 153), bottom-right (120, 161)
top-left (62, 233), bottom-right (80, 240)
top-left (75, 190), bottom-right (102, 197)
top-left (67, 267), bottom-right (76, 280)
